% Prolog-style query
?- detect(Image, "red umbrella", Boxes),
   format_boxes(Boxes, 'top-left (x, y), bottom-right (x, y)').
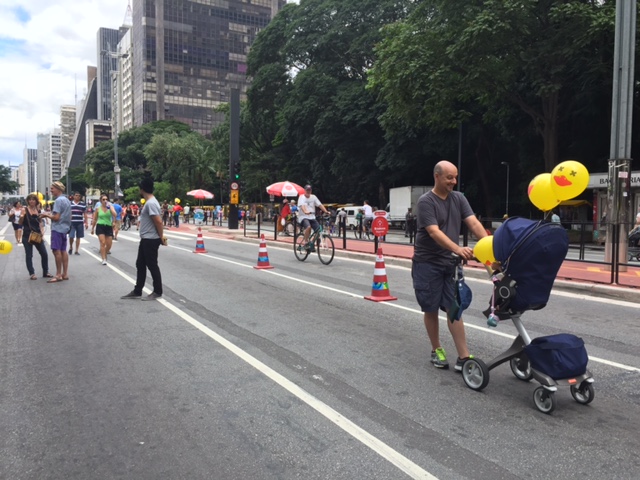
top-left (266, 181), bottom-right (305, 197)
top-left (187, 189), bottom-right (215, 200)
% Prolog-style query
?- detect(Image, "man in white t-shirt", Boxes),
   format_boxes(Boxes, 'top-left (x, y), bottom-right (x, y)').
top-left (363, 200), bottom-right (374, 232)
top-left (297, 184), bottom-right (329, 250)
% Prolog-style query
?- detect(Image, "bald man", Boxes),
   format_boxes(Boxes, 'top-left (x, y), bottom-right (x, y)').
top-left (412, 160), bottom-right (488, 371)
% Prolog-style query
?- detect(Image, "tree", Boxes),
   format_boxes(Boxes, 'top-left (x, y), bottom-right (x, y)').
top-left (369, 0), bottom-right (617, 172)
top-left (0, 165), bottom-right (19, 193)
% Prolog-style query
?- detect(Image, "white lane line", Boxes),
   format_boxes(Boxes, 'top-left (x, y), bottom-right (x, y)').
top-left (93, 247), bottom-right (437, 480)
top-left (90, 239), bottom-right (640, 375)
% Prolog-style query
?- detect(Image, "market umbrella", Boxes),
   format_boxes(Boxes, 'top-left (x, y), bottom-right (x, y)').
top-left (265, 181), bottom-right (305, 197)
top-left (187, 189), bottom-right (215, 200)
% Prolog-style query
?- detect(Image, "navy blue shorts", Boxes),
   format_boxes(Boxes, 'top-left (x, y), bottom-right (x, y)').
top-left (69, 222), bottom-right (85, 239)
top-left (299, 218), bottom-right (320, 232)
top-left (412, 260), bottom-right (455, 313)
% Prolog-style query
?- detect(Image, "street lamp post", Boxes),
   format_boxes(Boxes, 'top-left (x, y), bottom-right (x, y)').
top-left (501, 161), bottom-right (510, 217)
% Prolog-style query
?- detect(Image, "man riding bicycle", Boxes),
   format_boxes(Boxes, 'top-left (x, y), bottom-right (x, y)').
top-left (298, 184), bottom-right (329, 251)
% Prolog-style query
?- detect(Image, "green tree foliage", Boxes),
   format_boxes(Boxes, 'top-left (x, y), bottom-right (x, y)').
top-left (369, 0), bottom-right (617, 173)
top-left (0, 165), bottom-right (20, 193)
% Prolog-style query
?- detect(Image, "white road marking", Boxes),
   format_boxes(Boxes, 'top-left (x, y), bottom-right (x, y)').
top-left (83, 237), bottom-right (640, 375)
top-left (85, 246), bottom-right (438, 479)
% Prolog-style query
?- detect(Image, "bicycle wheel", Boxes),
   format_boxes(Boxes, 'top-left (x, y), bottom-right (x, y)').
top-left (284, 222), bottom-right (294, 236)
top-left (294, 235), bottom-right (309, 261)
top-left (317, 234), bottom-right (335, 265)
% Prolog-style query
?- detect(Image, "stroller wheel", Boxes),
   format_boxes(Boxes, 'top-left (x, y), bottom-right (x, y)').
top-left (570, 382), bottom-right (595, 405)
top-left (510, 357), bottom-right (533, 382)
top-left (533, 387), bottom-right (556, 414)
top-left (461, 358), bottom-right (490, 391)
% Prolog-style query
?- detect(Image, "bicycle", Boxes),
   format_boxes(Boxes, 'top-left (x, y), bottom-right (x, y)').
top-left (353, 219), bottom-right (373, 240)
top-left (293, 222), bottom-right (335, 265)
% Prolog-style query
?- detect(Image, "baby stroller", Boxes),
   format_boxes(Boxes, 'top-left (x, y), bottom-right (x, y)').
top-left (628, 226), bottom-right (640, 262)
top-left (460, 217), bottom-right (594, 414)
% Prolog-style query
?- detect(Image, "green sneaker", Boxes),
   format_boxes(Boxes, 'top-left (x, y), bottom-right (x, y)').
top-left (431, 347), bottom-right (449, 369)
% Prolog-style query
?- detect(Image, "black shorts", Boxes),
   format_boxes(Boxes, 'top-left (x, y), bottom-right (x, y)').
top-left (299, 218), bottom-right (320, 232)
top-left (412, 260), bottom-right (455, 313)
top-left (12, 222), bottom-right (23, 231)
top-left (95, 224), bottom-right (114, 237)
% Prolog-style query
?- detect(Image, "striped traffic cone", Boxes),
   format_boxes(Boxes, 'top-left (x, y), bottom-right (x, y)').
top-left (364, 248), bottom-right (397, 302)
top-left (254, 234), bottom-right (274, 270)
top-left (193, 227), bottom-right (208, 253)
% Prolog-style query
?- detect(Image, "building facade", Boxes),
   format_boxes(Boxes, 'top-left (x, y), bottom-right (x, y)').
top-left (131, 0), bottom-right (284, 136)
top-left (36, 131), bottom-right (63, 198)
top-left (23, 147), bottom-right (38, 194)
top-left (116, 27), bottom-right (135, 133)
top-left (60, 105), bottom-right (76, 178)
top-left (97, 27), bottom-right (121, 121)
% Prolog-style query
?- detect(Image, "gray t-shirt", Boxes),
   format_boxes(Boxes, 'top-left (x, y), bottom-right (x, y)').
top-left (52, 195), bottom-right (72, 234)
top-left (413, 191), bottom-right (474, 265)
top-left (139, 196), bottom-right (161, 239)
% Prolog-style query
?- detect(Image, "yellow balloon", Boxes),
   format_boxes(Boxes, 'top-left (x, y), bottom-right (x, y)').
top-left (140, 198), bottom-right (146, 205)
top-left (38, 192), bottom-right (44, 201)
top-left (473, 235), bottom-right (495, 266)
top-left (0, 240), bottom-right (13, 255)
top-left (528, 173), bottom-right (560, 211)
top-left (174, 198), bottom-right (181, 204)
top-left (550, 160), bottom-right (589, 201)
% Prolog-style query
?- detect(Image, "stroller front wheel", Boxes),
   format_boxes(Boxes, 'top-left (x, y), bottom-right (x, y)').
top-left (510, 357), bottom-right (533, 382)
top-left (533, 387), bottom-right (556, 414)
top-left (570, 382), bottom-right (595, 405)
top-left (461, 358), bottom-right (490, 391)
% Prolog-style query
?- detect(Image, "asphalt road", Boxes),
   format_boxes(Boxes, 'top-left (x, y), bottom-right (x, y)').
top-left (1, 220), bottom-right (639, 479)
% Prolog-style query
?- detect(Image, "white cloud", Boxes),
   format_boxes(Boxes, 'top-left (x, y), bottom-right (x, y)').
top-left (0, 0), bottom-right (128, 166)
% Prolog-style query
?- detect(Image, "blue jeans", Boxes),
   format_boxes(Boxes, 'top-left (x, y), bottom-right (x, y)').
top-left (22, 236), bottom-right (49, 276)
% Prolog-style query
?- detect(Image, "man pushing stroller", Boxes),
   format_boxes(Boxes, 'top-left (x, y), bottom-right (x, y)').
top-left (412, 160), bottom-right (490, 371)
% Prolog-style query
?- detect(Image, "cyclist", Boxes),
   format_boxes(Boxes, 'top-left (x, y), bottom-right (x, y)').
top-left (297, 184), bottom-right (329, 251)
top-left (363, 200), bottom-right (374, 232)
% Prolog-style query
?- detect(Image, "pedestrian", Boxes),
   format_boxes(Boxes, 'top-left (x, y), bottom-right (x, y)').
top-left (405, 207), bottom-right (415, 237)
top-left (91, 194), bottom-right (117, 265)
top-left (9, 201), bottom-right (24, 244)
top-left (173, 202), bottom-right (182, 228)
top-left (412, 160), bottom-right (488, 371)
top-left (162, 201), bottom-right (169, 226)
top-left (551, 211), bottom-right (561, 223)
top-left (19, 193), bottom-right (51, 280)
top-left (38, 181), bottom-right (72, 282)
top-left (68, 192), bottom-right (88, 255)
top-left (184, 203), bottom-right (190, 224)
top-left (337, 207), bottom-right (347, 236)
top-left (218, 207), bottom-right (223, 226)
top-left (121, 178), bottom-right (166, 301)
top-left (112, 198), bottom-right (123, 240)
top-left (279, 199), bottom-right (290, 232)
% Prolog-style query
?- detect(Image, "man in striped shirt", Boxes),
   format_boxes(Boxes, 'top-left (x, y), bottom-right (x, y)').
top-left (68, 192), bottom-right (88, 255)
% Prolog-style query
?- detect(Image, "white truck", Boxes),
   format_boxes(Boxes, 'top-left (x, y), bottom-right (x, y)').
top-left (387, 186), bottom-right (432, 229)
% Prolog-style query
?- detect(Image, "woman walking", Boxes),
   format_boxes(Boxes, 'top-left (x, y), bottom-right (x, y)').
top-left (9, 201), bottom-right (24, 244)
top-left (19, 193), bottom-right (51, 280)
top-left (91, 195), bottom-right (117, 265)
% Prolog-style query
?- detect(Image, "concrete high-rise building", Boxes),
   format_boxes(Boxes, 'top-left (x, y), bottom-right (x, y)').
top-left (97, 27), bottom-right (121, 121)
top-left (60, 105), bottom-right (76, 178)
top-left (131, 0), bottom-right (285, 136)
top-left (23, 147), bottom-right (38, 193)
top-left (16, 162), bottom-right (28, 197)
top-left (37, 131), bottom-right (63, 198)
top-left (67, 75), bottom-right (99, 170)
top-left (116, 26), bottom-right (134, 134)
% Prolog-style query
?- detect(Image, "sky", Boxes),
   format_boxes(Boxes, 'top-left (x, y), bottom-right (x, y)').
top-left (0, 0), bottom-right (129, 167)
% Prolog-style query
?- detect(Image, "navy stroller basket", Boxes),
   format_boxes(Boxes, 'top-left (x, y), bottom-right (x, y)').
top-left (459, 218), bottom-right (595, 414)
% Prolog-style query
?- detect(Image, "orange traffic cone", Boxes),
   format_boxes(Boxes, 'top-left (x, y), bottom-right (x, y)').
top-left (254, 234), bottom-right (274, 269)
top-left (364, 248), bottom-right (397, 302)
top-left (193, 227), bottom-right (208, 253)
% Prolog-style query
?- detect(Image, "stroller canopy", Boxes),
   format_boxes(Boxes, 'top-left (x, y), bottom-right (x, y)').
top-left (493, 217), bottom-right (569, 312)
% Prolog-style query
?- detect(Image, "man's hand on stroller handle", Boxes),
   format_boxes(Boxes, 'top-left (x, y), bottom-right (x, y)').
top-left (456, 245), bottom-right (475, 260)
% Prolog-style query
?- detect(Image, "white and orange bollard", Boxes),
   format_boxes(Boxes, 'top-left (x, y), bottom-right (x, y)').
top-left (254, 234), bottom-right (274, 269)
top-left (193, 227), bottom-right (208, 253)
top-left (364, 248), bottom-right (397, 302)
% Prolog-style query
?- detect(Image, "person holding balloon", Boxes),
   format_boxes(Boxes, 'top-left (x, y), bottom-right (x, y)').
top-left (412, 160), bottom-right (489, 371)
top-left (19, 193), bottom-right (51, 280)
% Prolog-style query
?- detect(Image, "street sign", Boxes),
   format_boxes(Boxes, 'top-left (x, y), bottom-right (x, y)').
top-left (371, 217), bottom-right (389, 237)
top-left (374, 210), bottom-right (387, 217)
top-left (231, 182), bottom-right (239, 190)
top-left (230, 190), bottom-right (239, 204)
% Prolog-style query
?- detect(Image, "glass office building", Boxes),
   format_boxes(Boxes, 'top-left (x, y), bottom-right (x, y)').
top-left (131, 0), bottom-right (284, 136)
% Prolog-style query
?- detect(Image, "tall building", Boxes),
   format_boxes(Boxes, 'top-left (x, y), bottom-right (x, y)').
top-left (131, 0), bottom-right (285, 136)
top-left (23, 147), bottom-right (38, 193)
top-left (16, 162), bottom-right (28, 197)
top-left (97, 27), bottom-right (121, 121)
top-left (60, 105), bottom-right (76, 177)
top-left (115, 26), bottom-right (134, 135)
top-left (67, 74), bottom-right (99, 170)
top-left (37, 131), bottom-right (63, 197)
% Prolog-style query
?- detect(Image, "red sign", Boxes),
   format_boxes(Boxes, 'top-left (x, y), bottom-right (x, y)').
top-left (374, 210), bottom-right (387, 217)
top-left (370, 217), bottom-right (389, 237)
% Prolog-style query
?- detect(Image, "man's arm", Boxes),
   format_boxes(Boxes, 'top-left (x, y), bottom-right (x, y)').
top-left (151, 214), bottom-right (166, 245)
top-left (464, 215), bottom-right (488, 241)
top-left (425, 225), bottom-right (468, 256)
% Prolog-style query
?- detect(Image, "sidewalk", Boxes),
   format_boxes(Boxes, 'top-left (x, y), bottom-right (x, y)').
top-left (175, 221), bottom-right (640, 302)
